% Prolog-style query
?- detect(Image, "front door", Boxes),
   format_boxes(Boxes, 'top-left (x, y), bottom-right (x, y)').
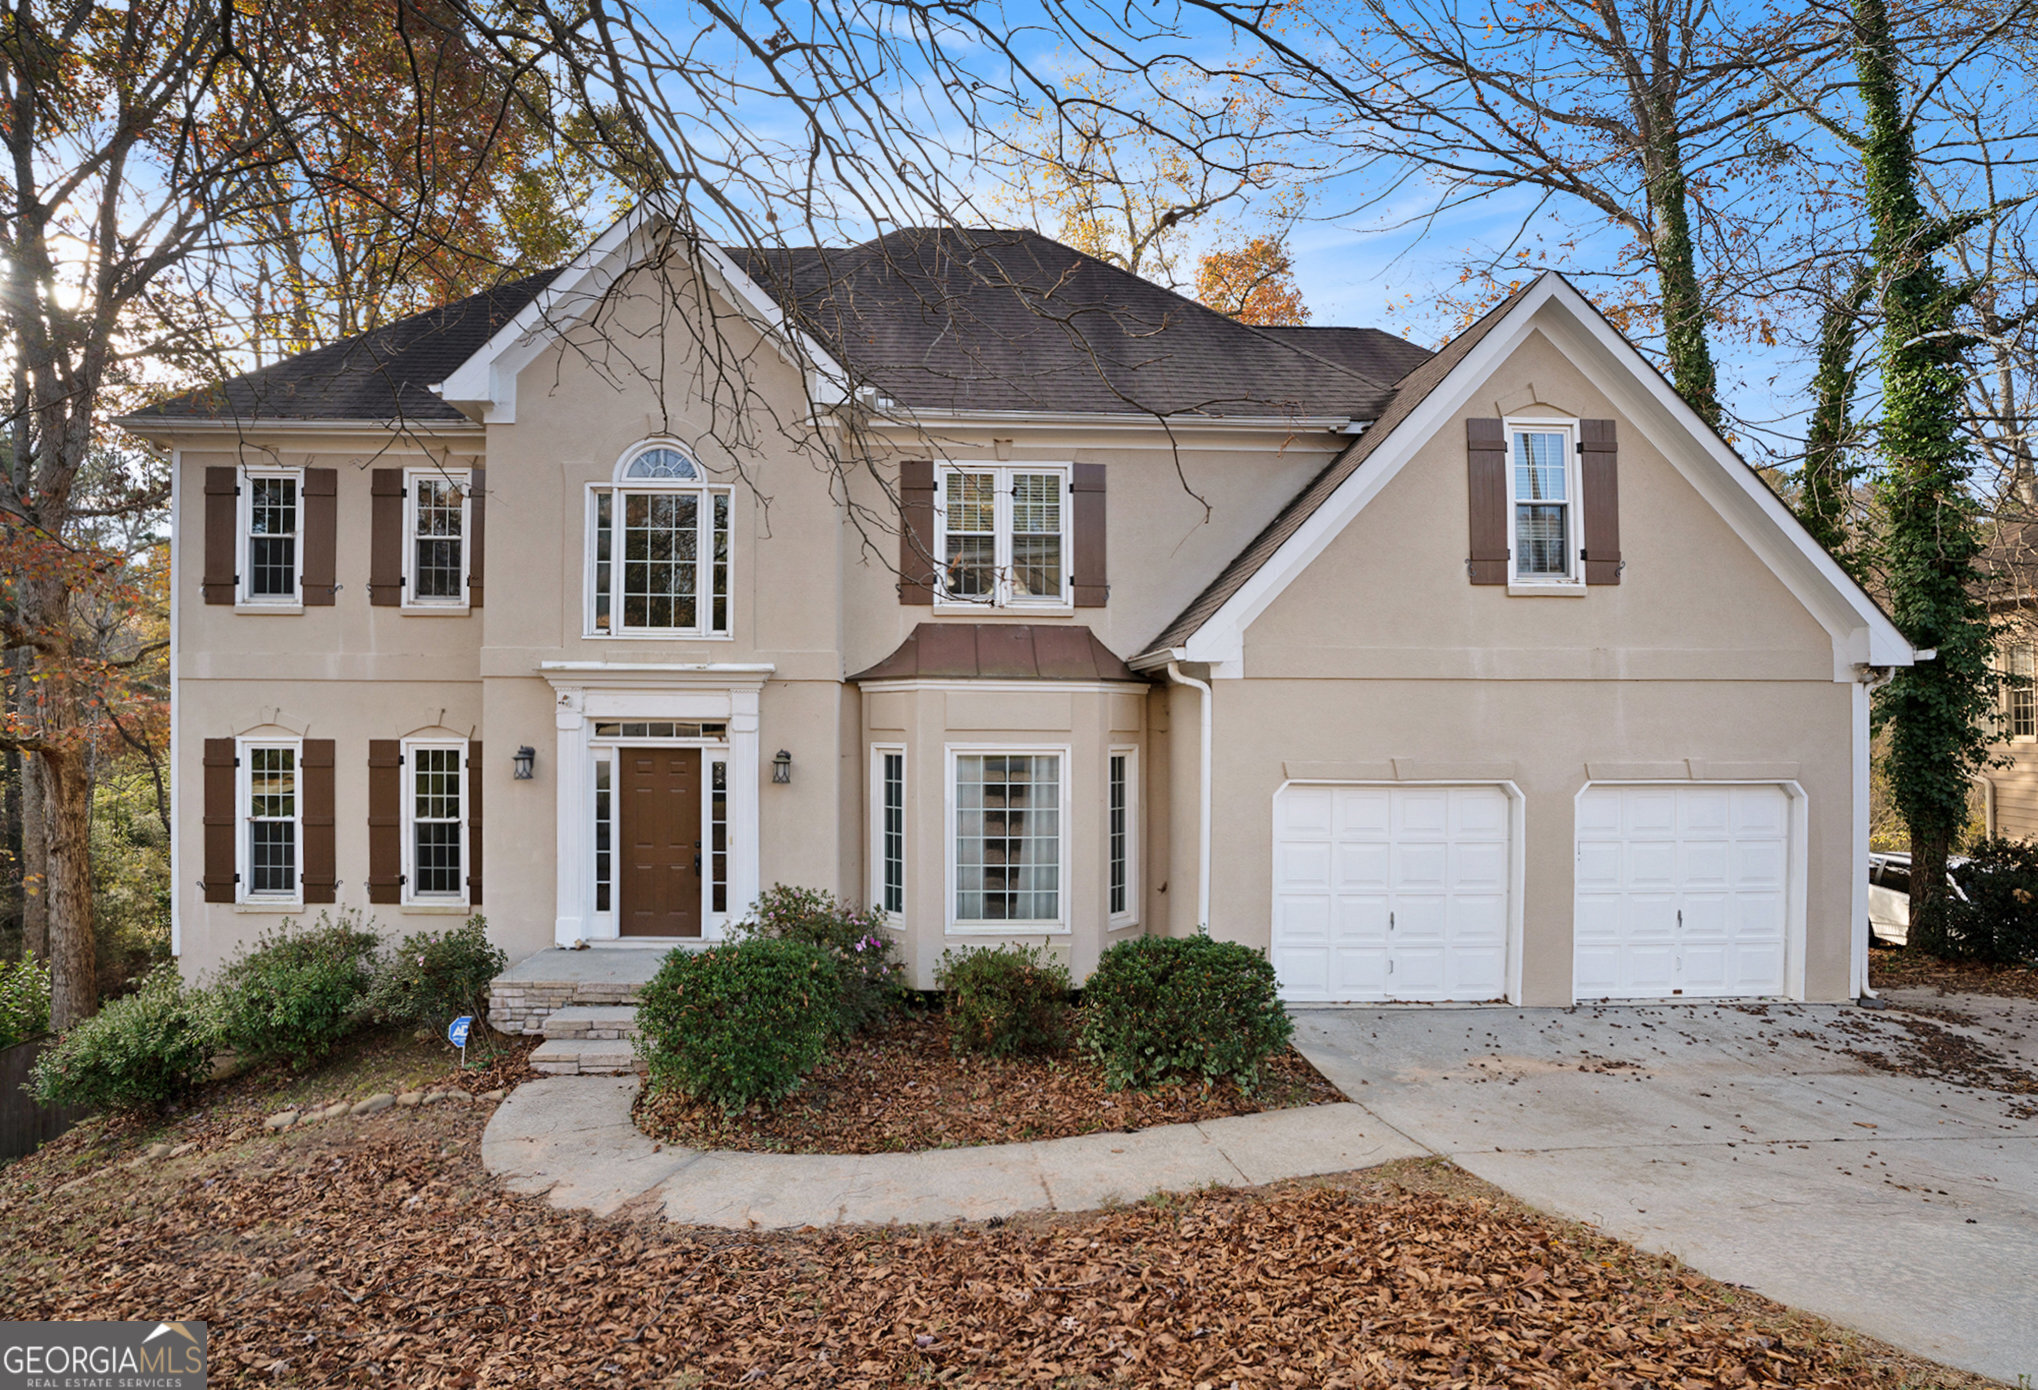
top-left (619, 747), bottom-right (703, 937)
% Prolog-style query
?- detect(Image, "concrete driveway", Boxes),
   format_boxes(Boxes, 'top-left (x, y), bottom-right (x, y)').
top-left (1293, 991), bottom-right (2038, 1385)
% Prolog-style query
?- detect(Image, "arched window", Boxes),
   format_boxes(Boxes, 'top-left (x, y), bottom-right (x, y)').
top-left (589, 443), bottom-right (730, 637)
top-left (620, 444), bottom-right (700, 482)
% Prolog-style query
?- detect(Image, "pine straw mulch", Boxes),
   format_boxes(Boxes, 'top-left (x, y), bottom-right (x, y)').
top-left (1870, 946), bottom-right (2038, 1001)
top-left (633, 1009), bottom-right (1344, 1154)
top-left (0, 1103), bottom-right (1994, 1390)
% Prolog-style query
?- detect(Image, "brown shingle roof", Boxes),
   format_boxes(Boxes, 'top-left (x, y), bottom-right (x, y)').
top-left (1136, 279), bottom-right (1539, 659)
top-left (850, 624), bottom-right (1142, 683)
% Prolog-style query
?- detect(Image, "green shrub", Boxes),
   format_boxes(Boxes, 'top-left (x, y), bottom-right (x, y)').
top-left (729, 884), bottom-right (903, 1035)
top-left (364, 915), bottom-right (507, 1029)
top-left (635, 939), bottom-right (840, 1113)
top-left (214, 912), bottom-right (381, 1069)
top-left (0, 955), bottom-right (51, 1050)
top-left (31, 963), bottom-right (219, 1109)
top-left (1936, 838), bottom-right (2038, 965)
top-left (1079, 934), bottom-right (1294, 1092)
top-left (935, 944), bottom-right (1072, 1058)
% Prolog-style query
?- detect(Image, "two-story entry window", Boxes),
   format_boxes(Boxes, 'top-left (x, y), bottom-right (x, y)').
top-left (241, 471), bottom-right (301, 604)
top-left (405, 469), bottom-right (470, 606)
top-left (936, 465), bottom-right (1071, 607)
top-left (589, 444), bottom-right (732, 636)
top-left (1510, 426), bottom-right (1577, 583)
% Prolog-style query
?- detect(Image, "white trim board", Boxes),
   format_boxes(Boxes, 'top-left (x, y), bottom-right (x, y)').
top-left (1173, 274), bottom-right (1916, 680)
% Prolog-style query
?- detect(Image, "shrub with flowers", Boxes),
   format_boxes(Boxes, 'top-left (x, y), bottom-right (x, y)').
top-left (729, 885), bottom-right (905, 1035)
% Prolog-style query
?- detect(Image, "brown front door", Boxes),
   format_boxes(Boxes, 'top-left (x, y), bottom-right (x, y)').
top-left (619, 747), bottom-right (703, 937)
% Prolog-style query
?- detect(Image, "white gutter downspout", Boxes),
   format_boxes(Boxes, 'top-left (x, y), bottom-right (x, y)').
top-left (1166, 661), bottom-right (1213, 929)
top-left (1854, 660), bottom-right (1904, 1001)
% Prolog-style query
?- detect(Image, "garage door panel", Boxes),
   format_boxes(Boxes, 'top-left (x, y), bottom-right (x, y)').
top-left (1334, 788), bottom-right (1391, 837)
top-left (1334, 842), bottom-right (1390, 891)
top-left (1273, 784), bottom-right (1512, 1003)
top-left (1574, 784), bottom-right (1792, 1000)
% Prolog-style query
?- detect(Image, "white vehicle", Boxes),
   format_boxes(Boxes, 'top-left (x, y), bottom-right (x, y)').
top-left (1867, 851), bottom-right (1970, 947)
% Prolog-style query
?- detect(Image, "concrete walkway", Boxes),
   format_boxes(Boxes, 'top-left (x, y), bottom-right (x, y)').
top-left (1291, 993), bottom-right (2038, 1386)
top-left (481, 1078), bottom-right (1423, 1229)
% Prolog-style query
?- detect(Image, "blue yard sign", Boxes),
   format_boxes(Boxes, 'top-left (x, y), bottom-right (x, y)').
top-left (448, 1016), bottom-right (472, 1048)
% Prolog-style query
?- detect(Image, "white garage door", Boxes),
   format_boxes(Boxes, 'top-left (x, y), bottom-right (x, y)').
top-left (1574, 784), bottom-right (1792, 999)
top-left (1272, 784), bottom-right (1511, 1002)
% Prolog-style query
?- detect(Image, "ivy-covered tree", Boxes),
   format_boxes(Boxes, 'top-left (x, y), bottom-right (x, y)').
top-left (1854, 0), bottom-right (1996, 943)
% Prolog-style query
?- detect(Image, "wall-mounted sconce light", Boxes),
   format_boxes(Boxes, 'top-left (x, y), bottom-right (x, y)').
top-left (513, 745), bottom-right (537, 781)
top-left (772, 749), bottom-right (793, 784)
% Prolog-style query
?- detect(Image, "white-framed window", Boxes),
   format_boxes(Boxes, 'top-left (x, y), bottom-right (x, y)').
top-left (588, 443), bottom-right (732, 637)
top-left (2006, 642), bottom-right (2037, 740)
top-left (1108, 747), bottom-right (1137, 923)
top-left (403, 739), bottom-right (468, 905)
top-left (404, 467), bottom-right (470, 607)
top-left (238, 738), bottom-right (302, 903)
top-left (1507, 421), bottom-right (1579, 584)
top-left (935, 464), bottom-right (1072, 608)
top-left (948, 747), bottom-right (1067, 930)
top-left (239, 468), bottom-right (303, 605)
top-left (871, 745), bottom-right (906, 916)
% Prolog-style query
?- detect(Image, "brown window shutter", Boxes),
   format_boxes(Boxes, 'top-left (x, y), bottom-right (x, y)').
top-left (1072, 463), bottom-right (1108, 607)
top-left (1466, 419), bottom-right (1509, 584)
top-left (1580, 419), bottom-right (1622, 585)
top-left (201, 738), bottom-right (238, 902)
top-left (466, 741), bottom-right (483, 907)
top-left (898, 458), bottom-right (936, 604)
top-left (202, 467), bottom-right (238, 605)
top-left (367, 739), bottom-right (403, 902)
top-left (369, 470), bottom-right (404, 606)
top-left (466, 467), bottom-right (485, 608)
top-left (302, 469), bottom-right (338, 606)
top-left (302, 739), bottom-right (337, 902)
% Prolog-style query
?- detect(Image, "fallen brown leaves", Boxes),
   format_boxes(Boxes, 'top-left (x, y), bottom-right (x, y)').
top-left (1870, 947), bottom-right (2038, 1000)
top-left (635, 1010), bottom-right (1342, 1154)
top-left (0, 1102), bottom-right (1974, 1390)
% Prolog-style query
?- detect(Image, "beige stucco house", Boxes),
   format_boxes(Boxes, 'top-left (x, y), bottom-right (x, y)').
top-left (122, 209), bottom-right (1915, 1008)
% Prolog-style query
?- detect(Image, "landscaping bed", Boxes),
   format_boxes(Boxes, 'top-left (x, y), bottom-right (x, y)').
top-left (634, 1008), bottom-right (1343, 1154)
top-left (1871, 945), bottom-right (2038, 1000)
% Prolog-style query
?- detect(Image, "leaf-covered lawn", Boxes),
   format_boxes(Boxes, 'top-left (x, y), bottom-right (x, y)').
top-left (1871, 946), bottom-right (2038, 1000)
top-left (635, 1010), bottom-right (1342, 1154)
top-left (0, 1109), bottom-right (1986, 1387)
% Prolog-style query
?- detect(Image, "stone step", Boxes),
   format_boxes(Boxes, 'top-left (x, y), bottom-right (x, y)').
top-left (529, 1038), bottom-right (642, 1077)
top-left (541, 1005), bottom-right (641, 1041)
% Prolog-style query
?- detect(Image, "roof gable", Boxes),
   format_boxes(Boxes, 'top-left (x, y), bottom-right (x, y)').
top-left (1138, 273), bottom-right (1914, 674)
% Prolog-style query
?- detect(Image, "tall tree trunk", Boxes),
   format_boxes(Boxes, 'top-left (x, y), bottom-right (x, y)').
top-left (1642, 102), bottom-right (1721, 431)
top-left (1855, 0), bottom-right (1993, 949)
top-left (1799, 266), bottom-right (1874, 569)
top-left (21, 751), bottom-right (48, 961)
top-left (36, 748), bottom-right (95, 1026)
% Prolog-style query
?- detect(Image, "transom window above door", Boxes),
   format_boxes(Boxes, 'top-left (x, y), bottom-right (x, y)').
top-left (588, 442), bottom-right (731, 637)
top-left (935, 465), bottom-right (1071, 607)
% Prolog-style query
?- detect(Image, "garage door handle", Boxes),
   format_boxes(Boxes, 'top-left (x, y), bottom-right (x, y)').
top-left (1389, 911), bottom-right (1395, 932)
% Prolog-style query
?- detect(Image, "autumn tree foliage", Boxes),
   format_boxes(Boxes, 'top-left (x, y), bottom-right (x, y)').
top-left (1195, 236), bottom-right (1309, 326)
top-left (0, 0), bottom-right (583, 1025)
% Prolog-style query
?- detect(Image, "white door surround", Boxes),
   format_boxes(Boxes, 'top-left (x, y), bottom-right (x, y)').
top-left (540, 662), bottom-right (773, 947)
top-left (1572, 781), bottom-right (1807, 1002)
top-left (1271, 781), bottom-right (1523, 1004)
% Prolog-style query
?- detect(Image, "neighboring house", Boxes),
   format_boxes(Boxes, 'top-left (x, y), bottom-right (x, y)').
top-left (120, 208), bottom-right (1914, 1007)
top-left (1978, 499), bottom-right (2038, 838)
